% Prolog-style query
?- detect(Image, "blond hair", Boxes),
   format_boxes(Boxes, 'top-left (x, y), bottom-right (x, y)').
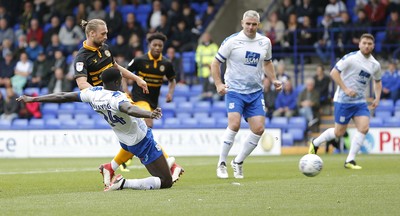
top-left (80, 19), bottom-right (106, 36)
top-left (242, 10), bottom-right (260, 21)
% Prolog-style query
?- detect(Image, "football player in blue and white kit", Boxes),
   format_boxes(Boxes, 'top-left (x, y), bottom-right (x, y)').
top-left (211, 10), bottom-right (282, 179)
top-left (17, 68), bottom-right (173, 191)
top-left (309, 33), bottom-right (382, 169)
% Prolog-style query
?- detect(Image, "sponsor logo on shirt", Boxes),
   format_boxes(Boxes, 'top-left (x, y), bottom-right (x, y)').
top-left (244, 51), bottom-right (260, 67)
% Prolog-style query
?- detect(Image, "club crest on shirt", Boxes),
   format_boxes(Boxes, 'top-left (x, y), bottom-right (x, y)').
top-left (160, 65), bottom-right (165, 72)
top-left (229, 102), bottom-right (235, 109)
top-left (105, 50), bottom-right (111, 57)
top-left (76, 62), bottom-right (84, 72)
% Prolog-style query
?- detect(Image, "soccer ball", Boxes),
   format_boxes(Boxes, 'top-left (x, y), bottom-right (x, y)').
top-left (298, 154), bottom-right (323, 177)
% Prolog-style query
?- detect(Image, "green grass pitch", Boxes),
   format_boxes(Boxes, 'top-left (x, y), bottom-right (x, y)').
top-left (0, 155), bottom-right (399, 215)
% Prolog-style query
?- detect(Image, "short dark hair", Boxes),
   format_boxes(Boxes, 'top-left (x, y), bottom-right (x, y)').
top-left (360, 33), bottom-right (375, 42)
top-left (147, 32), bottom-right (167, 44)
top-left (101, 68), bottom-right (121, 83)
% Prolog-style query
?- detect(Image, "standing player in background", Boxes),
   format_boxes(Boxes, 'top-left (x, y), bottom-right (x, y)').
top-left (309, 33), bottom-right (382, 169)
top-left (127, 32), bottom-right (184, 180)
top-left (18, 68), bottom-right (173, 191)
top-left (211, 10), bottom-right (282, 179)
top-left (74, 19), bottom-right (181, 186)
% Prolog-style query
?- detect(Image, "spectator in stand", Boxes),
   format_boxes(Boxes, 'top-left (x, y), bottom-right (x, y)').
top-left (0, 5), bottom-right (11, 25)
top-left (156, 13), bottom-right (172, 46)
top-left (334, 12), bottom-right (353, 56)
top-left (120, 13), bottom-right (145, 43)
top-left (167, 0), bottom-right (183, 30)
top-left (0, 18), bottom-right (14, 46)
top-left (282, 13), bottom-right (298, 53)
top-left (273, 80), bottom-right (297, 118)
top-left (201, 3), bottom-right (215, 28)
top-left (384, 10), bottom-right (400, 54)
top-left (1, 39), bottom-right (14, 60)
top-left (354, 0), bottom-right (369, 12)
top-left (14, 34), bottom-right (28, 58)
top-left (297, 77), bottom-right (320, 127)
top-left (298, 15), bottom-right (316, 56)
top-left (0, 51), bottom-right (15, 88)
top-left (263, 76), bottom-right (278, 119)
top-left (0, 87), bottom-right (19, 121)
top-left (127, 33), bottom-right (144, 60)
top-left (88, 0), bottom-right (106, 21)
top-left (276, 61), bottom-right (291, 84)
top-left (18, 1), bottom-right (37, 33)
top-left (45, 34), bottom-right (65, 60)
top-left (0, 91), bottom-right (4, 115)
top-left (51, 49), bottom-right (67, 73)
top-left (25, 38), bottom-right (44, 62)
top-left (105, 0), bottom-right (123, 39)
top-left (314, 14), bottom-right (333, 64)
top-left (166, 47), bottom-right (183, 84)
top-left (381, 61), bottom-right (400, 102)
top-left (262, 11), bottom-right (285, 48)
top-left (170, 20), bottom-right (192, 52)
top-left (27, 18), bottom-right (44, 45)
top-left (364, 0), bottom-right (388, 27)
top-left (296, 0), bottom-right (316, 24)
top-left (196, 32), bottom-right (219, 100)
top-left (11, 52), bottom-right (33, 95)
top-left (148, 0), bottom-right (164, 33)
top-left (182, 4), bottom-right (196, 31)
top-left (351, 9), bottom-right (370, 45)
top-left (48, 67), bottom-right (72, 94)
top-left (65, 50), bottom-right (78, 89)
top-left (324, 0), bottom-right (347, 24)
top-left (313, 64), bottom-right (331, 106)
top-left (110, 34), bottom-right (131, 60)
top-left (75, 3), bottom-right (88, 26)
top-left (43, 15), bottom-right (61, 48)
top-left (58, 15), bottom-right (85, 55)
top-left (28, 52), bottom-right (52, 88)
top-left (279, 0), bottom-right (296, 26)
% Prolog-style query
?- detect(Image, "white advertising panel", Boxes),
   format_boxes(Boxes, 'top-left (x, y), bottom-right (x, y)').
top-left (348, 128), bottom-right (400, 154)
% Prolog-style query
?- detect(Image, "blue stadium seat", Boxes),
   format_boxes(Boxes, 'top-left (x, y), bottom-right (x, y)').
top-left (240, 118), bottom-right (249, 128)
top-left (161, 109), bottom-right (175, 119)
top-left (153, 119), bottom-right (163, 129)
top-left (172, 96), bottom-right (188, 104)
top-left (181, 118), bottom-right (198, 128)
top-left (60, 119), bottom-right (78, 129)
top-left (75, 113), bottom-right (91, 121)
top-left (396, 100), bottom-right (400, 110)
top-left (211, 101), bottom-right (226, 112)
top-left (39, 87), bottom-right (48, 95)
top-left (0, 119), bottom-right (11, 129)
top-left (375, 99), bottom-right (394, 112)
top-left (264, 117), bottom-right (270, 127)
top-left (193, 112), bottom-right (209, 120)
top-left (42, 103), bottom-right (59, 115)
top-left (75, 102), bottom-right (94, 115)
top-left (176, 112), bottom-right (192, 120)
top-left (174, 85), bottom-right (191, 97)
top-left (287, 128), bottom-right (305, 141)
top-left (136, 12), bottom-right (149, 29)
top-left (374, 31), bottom-right (386, 53)
top-left (194, 101), bottom-right (211, 113)
top-left (210, 111), bottom-right (226, 119)
top-left (375, 110), bottom-right (392, 118)
top-left (162, 102), bottom-right (176, 112)
top-left (29, 119), bottom-right (45, 129)
top-left (58, 113), bottom-right (74, 121)
top-left (78, 119), bottom-right (95, 129)
top-left (268, 117), bottom-right (288, 130)
top-left (369, 117), bottom-right (384, 127)
top-left (383, 117), bottom-right (400, 127)
top-left (164, 118), bottom-right (181, 128)
top-left (176, 101), bottom-right (193, 112)
top-left (11, 119), bottom-right (29, 130)
top-left (45, 119), bottom-right (61, 129)
top-left (24, 87), bottom-right (40, 95)
top-left (281, 133), bottom-right (294, 146)
top-left (182, 51), bottom-right (196, 75)
top-left (198, 117), bottom-right (216, 128)
top-left (216, 117), bottom-right (227, 128)
top-left (287, 116), bottom-right (307, 131)
top-left (58, 103), bottom-right (75, 114)
top-left (137, 4), bottom-right (152, 13)
top-left (190, 84), bottom-right (203, 95)
top-left (42, 113), bottom-right (57, 120)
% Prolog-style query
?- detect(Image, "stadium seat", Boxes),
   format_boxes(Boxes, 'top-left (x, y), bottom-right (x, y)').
top-left (11, 119), bottom-right (29, 130)
top-left (161, 109), bottom-right (175, 119)
top-left (78, 119), bottom-right (95, 129)
top-left (194, 101), bottom-right (211, 113)
top-left (287, 128), bottom-right (305, 141)
top-left (94, 119), bottom-right (111, 129)
top-left (58, 113), bottom-right (74, 121)
top-left (58, 103), bottom-right (75, 114)
top-left (24, 87), bottom-right (40, 95)
top-left (375, 110), bottom-right (392, 118)
top-left (211, 101), bottom-right (226, 112)
top-left (137, 4), bottom-right (152, 13)
top-left (198, 117), bottom-right (217, 128)
top-left (281, 133), bottom-right (294, 146)
top-left (153, 119), bottom-right (163, 129)
top-left (164, 118), bottom-right (181, 128)
top-left (39, 87), bottom-right (48, 95)
top-left (174, 85), bottom-right (191, 97)
top-left (162, 102), bottom-right (176, 112)
top-left (190, 84), bottom-right (203, 95)
top-left (268, 117), bottom-right (288, 130)
top-left (375, 99), bottom-right (394, 112)
top-left (240, 118), bottom-right (249, 128)
top-left (136, 12), bottom-right (149, 29)
top-left (60, 119), bottom-right (78, 129)
top-left (374, 31), bottom-right (386, 53)
top-left (369, 117), bottom-right (384, 127)
top-left (172, 96), bottom-right (188, 104)
top-left (45, 119), bottom-right (61, 129)
top-left (193, 112), bottom-right (209, 119)
top-left (42, 103), bottom-right (59, 115)
top-left (216, 117), bottom-right (228, 128)
top-left (383, 117), bottom-right (400, 127)
top-left (287, 116), bottom-right (307, 131)
top-left (75, 102), bottom-right (95, 115)
top-left (74, 113), bottom-right (91, 121)
top-left (182, 51), bottom-right (196, 75)
top-left (0, 119), bottom-right (11, 129)
top-left (176, 101), bottom-right (193, 112)
top-left (210, 111), bottom-right (226, 119)
top-left (181, 118), bottom-right (198, 128)
top-left (176, 112), bottom-right (192, 120)
top-left (42, 113), bottom-right (57, 120)
top-left (29, 119), bottom-right (45, 129)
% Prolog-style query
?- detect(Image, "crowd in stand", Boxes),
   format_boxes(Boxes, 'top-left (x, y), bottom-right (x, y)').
top-left (1, 0), bottom-right (400, 133)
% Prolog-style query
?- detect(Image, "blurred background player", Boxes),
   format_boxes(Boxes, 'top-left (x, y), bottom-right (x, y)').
top-left (18, 68), bottom-right (173, 191)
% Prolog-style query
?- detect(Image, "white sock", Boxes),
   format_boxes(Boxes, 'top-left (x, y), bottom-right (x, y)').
top-left (313, 128), bottom-right (336, 147)
top-left (218, 127), bottom-right (237, 166)
top-left (111, 160), bottom-right (119, 171)
top-left (346, 131), bottom-right (365, 162)
top-left (123, 177), bottom-right (161, 190)
top-left (234, 132), bottom-right (261, 163)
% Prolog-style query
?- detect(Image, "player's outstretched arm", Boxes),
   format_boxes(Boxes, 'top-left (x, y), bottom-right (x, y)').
top-left (115, 62), bottom-right (149, 94)
top-left (119, 102), bottom-right (162, 119)
top-left (16, 92), bottom-right (81, 103)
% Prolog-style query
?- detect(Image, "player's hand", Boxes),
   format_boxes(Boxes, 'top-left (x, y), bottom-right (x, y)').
top-left (16, 95), bottom-right (33, 103)
top-left (150, 108), bottom-right (162, 119)
top-left (216, 83), bottom-right (228, 96)
top-left (137, 79), bottom-right (149, 94)
top-left (370, 99), bottom-right (379, 109)
top-left (344, 88), bottom-right (357, 97)
top-left (273, 80), bottom-right (283, 91)
top-left (165, 93), bottom-right (173, 103)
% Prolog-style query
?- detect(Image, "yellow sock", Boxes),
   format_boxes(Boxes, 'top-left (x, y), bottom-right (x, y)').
top-left (113, 148), bottom-right (134, 165)
top-left (161, 146), bottom-right (169, 158)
